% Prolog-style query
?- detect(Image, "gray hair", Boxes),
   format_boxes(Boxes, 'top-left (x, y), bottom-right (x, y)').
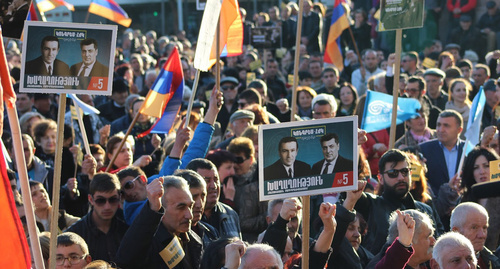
top-left (267, 199), bottom-right (284, 218)
top-left (387, 209), bottom-right (434, 244)
top-left (312, 93), bottom-right (338, 112)
top-left (450, 202), bottom-right (489, 230)
top-left (238, 244), bottom-right (283, 269)
top-left (163, 175), bottom-right (190, 193)
top-left (125, 94), bottom-right (140, 112)
top-left (432, 232), bottom-right (477, 267)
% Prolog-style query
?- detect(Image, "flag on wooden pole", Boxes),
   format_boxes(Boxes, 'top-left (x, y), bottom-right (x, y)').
top-left (137, 47), bottom-right (184, 137)
top-left (193, 0), bottom-right (222, 71)
top-left (324, 0), bottom-right (350, 70)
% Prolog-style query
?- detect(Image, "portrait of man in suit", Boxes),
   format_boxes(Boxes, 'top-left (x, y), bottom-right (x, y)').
top-left (24, 36), bottom-right (70, 76)
top-left (70, 38), bottom-right (109, 77)
top-left (264, 136), bottom-right (311, 180)
top-left (312, 133), bottom-right (353, 175)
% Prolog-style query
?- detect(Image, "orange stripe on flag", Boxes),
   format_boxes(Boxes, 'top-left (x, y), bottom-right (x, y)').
top-left (139, 90), bottom-right (169, 118)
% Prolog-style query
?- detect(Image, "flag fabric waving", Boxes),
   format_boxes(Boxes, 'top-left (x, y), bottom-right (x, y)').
top-left (27, 2), bottom-right (38, 21)
top-left (208, 0), bottom-right (243, 68)
top-left (68, 94), bottom-right (100, 115)
top-left (138, 47), bottom-right (184, 138)
top-left (88, 0), bottom-right (132, 27)
top-left (361, 91), bottom-right (421, 133)
top-left (36, 0), bottom-right (74, 13)
top-left (0, 27), bottom-right (30, 269)
top-left (464, 86), bottom-right (486, 154)
top-left (323, 0), bottom-right (350, 71)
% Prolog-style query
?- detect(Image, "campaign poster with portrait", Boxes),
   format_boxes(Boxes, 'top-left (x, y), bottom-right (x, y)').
top-left (378, 0), bottom-right (425, 31)
top-left (250, 27), bottom-right (282, 49)
top-left (20, 21), bottom-right (117, 95)
top-left (259, 116), bottom-right (358, 201)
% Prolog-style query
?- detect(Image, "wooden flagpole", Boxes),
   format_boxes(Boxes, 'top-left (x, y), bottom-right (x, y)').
top-left (48, 94), bottom-right (67, 269)
top-left (389, 29), bottom-right (402, 149)
top-left (105, 112), bottom-right (140, 172)
top-left (73, 101), bottom-right (92, 155)
top-left (0, 26), bottom-right (45, 269)
top-left (290, 0), bottom-right (310, 268)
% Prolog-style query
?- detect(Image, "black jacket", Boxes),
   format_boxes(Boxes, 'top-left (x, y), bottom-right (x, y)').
top-left (66, 209), bottom-right (128, 263)
top-left (116, 202), bottom-right (203, 269)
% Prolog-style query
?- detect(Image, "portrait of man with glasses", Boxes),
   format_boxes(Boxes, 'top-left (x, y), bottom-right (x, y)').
top-left (66, 172), bottom-right (128, 263)
top-left (352, 149), bottom-right (444, 255)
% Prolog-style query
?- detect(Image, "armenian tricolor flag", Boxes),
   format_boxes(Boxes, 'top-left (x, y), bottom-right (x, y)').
top-left (138, 47), bottom-right (184, 137)
top-left (88, 0), bottom-right (132, 27)
top-left (36, 0), bottom-right (74, 13)
top-left (323, 0), bottom-right (350, 71)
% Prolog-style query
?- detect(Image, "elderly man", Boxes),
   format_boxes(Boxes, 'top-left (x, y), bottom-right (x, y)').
top-left (351, 50), bottom-right (383, 96)
top-left (450, 202), bottom-right (500, 268)
top-left (116, 176), bottom-right (203, 268)
top-left (215, 110), bottom-right (255, 150)
top-left (354, 149), bottom-right (443, 254)
top-left (312, 93), bottom-right (337, 119)
top-left (368, 209), bottom-right (436, 268)
top-left (224, 242), bottom-right (283, 269)
top-left (430, 232), bottom-right (477, 269)
top-left (424, 68), bottom-right (448, 111)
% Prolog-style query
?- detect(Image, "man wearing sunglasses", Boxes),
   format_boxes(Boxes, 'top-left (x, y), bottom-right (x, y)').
top-left (354, 149), bottom-right (444, 255)
top-left (216, 76), bottom-right (240, 134)
top-left (66, 173), bottom-right (128, 263)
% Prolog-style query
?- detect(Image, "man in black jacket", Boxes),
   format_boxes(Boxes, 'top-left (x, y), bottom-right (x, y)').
top-left (116, 176), bottom-right (203, 269)
top-left (264, 136), bottom-right (311, 180)
top-left (66, 173), bottom-right (128, 263)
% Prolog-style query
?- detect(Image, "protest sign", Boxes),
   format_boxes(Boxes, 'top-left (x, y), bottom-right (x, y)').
top-left (250, 26), bottom-right (282, 49)
top-left (20, 21), bottom-right (117, 95)
top-left (259, 116), bottom-right (358, 201)
top-left (378, 0), bottom-right (425, 31)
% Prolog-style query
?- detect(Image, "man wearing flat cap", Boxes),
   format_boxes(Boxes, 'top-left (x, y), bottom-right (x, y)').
top-left (216, 76), bottom-right (240, 134)
top-left (424, 68), bottom-right (448, 111)
top-left (215, 109), bottom-right (255, 150)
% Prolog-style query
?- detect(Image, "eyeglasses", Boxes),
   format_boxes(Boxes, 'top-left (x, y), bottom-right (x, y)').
top-left (55, 254), bottom-right (86, 265)
top-left (382, 167), bottom-right (410, 178)
top-left (122, 175), bottom-right (146, 191)
top-left (235, 156), bottom-right (248, 164)
top-left (93, 196), bottom-right (120, 206)
top-left (222, 85), bottom-right (236, 91)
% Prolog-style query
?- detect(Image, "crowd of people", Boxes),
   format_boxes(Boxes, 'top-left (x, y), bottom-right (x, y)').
top-left (4, 0), bottom-right (500, 268)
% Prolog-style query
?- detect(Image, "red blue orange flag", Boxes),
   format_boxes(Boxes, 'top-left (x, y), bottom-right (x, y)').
top-left (36, 0), bottom-right (74, 13)
top-left (138, 47), bottom-right (184, 137)
top-left (324, 0), bottom-right (350, 71)
top-left (88, 0), bottom-right (132, 27)
top-left (27, 2), bottom-right (38, 21)
top-left (208, 0), bottom-right (243, 68)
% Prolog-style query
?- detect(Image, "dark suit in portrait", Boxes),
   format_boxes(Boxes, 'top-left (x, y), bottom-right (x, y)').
top-left (70, 61), bottom-right (109, 77)
top-left (311, 155), bottom-right (353, 175)
top-left (25, 57), bottom-right (70, 76)
top-left (264, 159), bottom-right (312, 181)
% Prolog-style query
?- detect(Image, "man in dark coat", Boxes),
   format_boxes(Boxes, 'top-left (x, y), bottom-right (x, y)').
top-left (264, 136), bottom-right (311, 180)
top-left (70, 38), bottom-right (109, 77)
top-left (25, 36), bottom-right (70, 76)
top-left (312, 133), bottom-right (353, 175)
top-left (116, 176), bottom-right (203, 269)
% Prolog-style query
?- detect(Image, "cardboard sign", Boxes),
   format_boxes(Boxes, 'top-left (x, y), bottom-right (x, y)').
top-left (259, 116), bottom-right (358, 201)
top-left (20, 21), bottom-right (117, 95)
top-left (249, 60), bottom-right (262, 71)
top-left (378, 0), bottom-right (425, 31)
top-left (490, 159), bottom-right (500, 181)
top-left (411, 162), bottom-right (422, 181)
top-left (246, 72), bottom-right (256, 86)
top-left (159, 236), bottom-right (185, 269)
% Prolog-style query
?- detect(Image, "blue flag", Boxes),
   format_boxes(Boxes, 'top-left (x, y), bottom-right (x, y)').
top-left (361, 91), bottom-right (421, 133)
top-left (464, 86), bottom-right (486, 155)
